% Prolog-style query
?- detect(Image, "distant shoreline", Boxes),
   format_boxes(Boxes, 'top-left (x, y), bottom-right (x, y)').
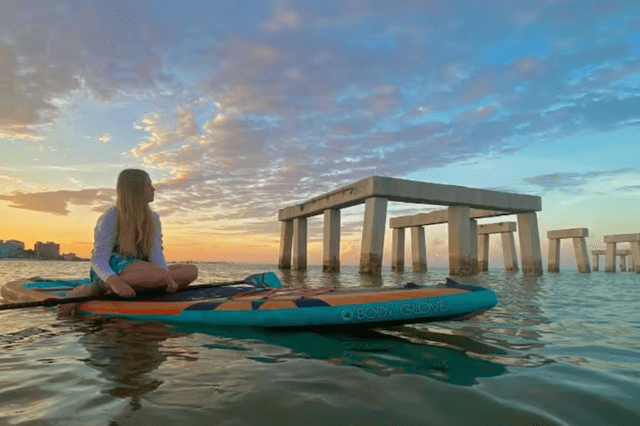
top-left (0, 258), bottom-right (90, 262)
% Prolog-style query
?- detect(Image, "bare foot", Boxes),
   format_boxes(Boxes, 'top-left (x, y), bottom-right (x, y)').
top-left (57, 285), bottom-right (94, 317)
top-left (166, 279), bottom-right (179, 293)
top-left (105, 275), bottom-right (136, 298)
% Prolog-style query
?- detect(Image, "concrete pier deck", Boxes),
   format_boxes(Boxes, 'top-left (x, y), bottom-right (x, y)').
top-left (278, 176), bottom-right (542, 275)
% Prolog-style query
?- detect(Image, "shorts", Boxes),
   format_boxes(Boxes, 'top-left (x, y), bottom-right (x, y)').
top-left (90, 252), bottom-right (141, 292)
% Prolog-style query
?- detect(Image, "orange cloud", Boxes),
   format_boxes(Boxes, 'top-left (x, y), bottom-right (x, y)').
top-left (0, 189), bottom-right (115, 215)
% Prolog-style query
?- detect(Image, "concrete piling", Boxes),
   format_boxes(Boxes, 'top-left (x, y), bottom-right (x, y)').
top-left (411, 226), bottom-right (427, 272)
top-left (292, 217), bottom-right (307, 270)
top-left (359, 197), bottom-right (387, 274)
top-left (448, 206), bottom-right (475, 276)
top-left (470, 219), bottom-right (478, 273)
top-left (391, 228), bottom-right (405, 272)
top-left (323, 209), bottom-right (340, 272)
top-left (502, 232), bottom-right (519, 272)
top-left (632, 242), bottom-right (640, 273)
top-left (478, 233), bottom-right (489, 272)
top-left (518, 213), bottom-right (544, 276)
top-left (548, 238), bottom-right (561, 272)
top-left (278, 220), bottom-right (293, 269)
top-left (606, 242), bottom-right (617, 273)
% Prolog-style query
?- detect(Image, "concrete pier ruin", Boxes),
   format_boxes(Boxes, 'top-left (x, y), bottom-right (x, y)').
top-left (389, 212), bottom-right (521, 274)
top-left (547, 228), bottom-right (591, 273)
top-left (278, 176), bottom-right (542, 276)
top-left (592, 249), bottom-right (633, 272)
top-left (390, 209), bottom-right (496, 273)
top-left (603, 234), bottom-right (640, 273)
top-left (478, 222), bottom-right (519, 272)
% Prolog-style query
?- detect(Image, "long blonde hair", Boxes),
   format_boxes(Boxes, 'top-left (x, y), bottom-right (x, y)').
top-left (115, 169), bottom-right (154, 260)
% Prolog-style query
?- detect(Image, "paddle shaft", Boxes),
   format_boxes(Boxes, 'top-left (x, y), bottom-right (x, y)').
top-left (0, 277), bottom-right (259, 311)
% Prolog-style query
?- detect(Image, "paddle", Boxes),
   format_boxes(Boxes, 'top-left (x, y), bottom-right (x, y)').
top-left (189, 272), bottom-right (281, 290)
top-left (0, 272), bottom-right (281, 311)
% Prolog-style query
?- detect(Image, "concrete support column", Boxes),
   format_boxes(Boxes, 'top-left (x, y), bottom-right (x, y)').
top-left (592, 254), bottom-right (599, 271)
top-left (359, 197), bottom-right (388, 274)
top-left (619, 254), bottom-right (627, 272)
top-left (391, 228), bottom-right (405, 272)
top-left (470, 219), bottom-right (478, 273)
top-left (411, 226), bottom-right (427, 272)
top-left (292, 217), bottom-right (307, 271)
top-left (548, 238), bottom-right (560, 272)
top-left (502, 232), bottom-right (519, 272)
top-left (517, 212), bottom-right (543, 276)
top-left (631, 242), bottom-right (640, 273)
top-left (572, 237), bottom-right (591, 273)
top-left (478, 234), bottom-right (489, 272)
top-left (278, 220), bottom-right (293, 269)
top-left (448, 205), bottom-right (474, 276)
top-left (605, 242), bottom-right (616, 272)
top-left (323, 209), bottom-right (340, 272)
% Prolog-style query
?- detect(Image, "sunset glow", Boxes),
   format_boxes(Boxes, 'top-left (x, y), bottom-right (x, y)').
top-left (2, 1), bottom-right (640, 267)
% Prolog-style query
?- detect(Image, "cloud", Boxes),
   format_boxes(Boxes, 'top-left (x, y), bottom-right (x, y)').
top-left (454, 104), bottom-right (498, 122)
top-left (0, 0), bottom-right (174, 139)
top-left (263, 3), bottom-right (301, 32)
top-left (4, 0), bottom-right (640, 238)
top-left (98, 133), bottom-right (112, 143)
top-left (523, 168), bottom-right (634, 193)
top-left (614, 184), bottom-right (640, 192)
top-left (0, 189), bottom-right (115, 215)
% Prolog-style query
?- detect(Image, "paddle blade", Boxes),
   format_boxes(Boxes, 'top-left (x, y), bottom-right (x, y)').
top-left (262, 272), bottom-right (281, 288)
top-left (245, 272), bottom-right (281, 288)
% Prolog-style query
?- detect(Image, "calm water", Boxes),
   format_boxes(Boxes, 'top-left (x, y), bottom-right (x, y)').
top-left (1, 260), bottom-right (639, 426)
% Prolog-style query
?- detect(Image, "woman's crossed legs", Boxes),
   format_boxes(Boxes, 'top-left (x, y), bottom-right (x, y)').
top-left (58, 262), bottom-right (198, 316)
top-left (119, 262), bottom-right (198, 292)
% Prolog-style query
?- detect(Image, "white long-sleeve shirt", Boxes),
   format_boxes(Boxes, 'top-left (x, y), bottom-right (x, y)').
top-left (91, 206), bottom-right (168, 282)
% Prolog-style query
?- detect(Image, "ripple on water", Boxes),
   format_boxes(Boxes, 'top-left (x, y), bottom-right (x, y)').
top-left (1, 262), bottom-right (640, 425)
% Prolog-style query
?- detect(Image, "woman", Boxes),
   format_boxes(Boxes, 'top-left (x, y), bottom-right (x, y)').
top-left (59, 169), bottom-right (198, 315)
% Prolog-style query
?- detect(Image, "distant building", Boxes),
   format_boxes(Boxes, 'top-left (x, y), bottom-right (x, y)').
top-left (0, 240), bottom-right (26, 258)
top-left (62, 253), bottom-right (76, 261)
top-left (35, 241), bottom-right (60, 259)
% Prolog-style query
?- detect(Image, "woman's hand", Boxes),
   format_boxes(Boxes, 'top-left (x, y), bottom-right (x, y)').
top-left (105, 275), bottom-right (137, 298)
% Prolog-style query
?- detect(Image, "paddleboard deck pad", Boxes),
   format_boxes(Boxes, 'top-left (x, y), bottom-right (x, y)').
top-left (2, 277), bottom-right (498, 328)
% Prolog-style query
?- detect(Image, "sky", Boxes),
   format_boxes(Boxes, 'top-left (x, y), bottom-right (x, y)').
top-left (1, 0), bottom-right (640, 268)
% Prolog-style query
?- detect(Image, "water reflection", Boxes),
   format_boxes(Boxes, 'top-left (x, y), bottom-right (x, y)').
top-left (73, 319), bottom-right (190, 409)
top-left (64, 266), bottom-right (568, 400)
top-left (185, 325), bottom-right (508, 386)
top-left (68, 315), bottom-right (508, 397)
